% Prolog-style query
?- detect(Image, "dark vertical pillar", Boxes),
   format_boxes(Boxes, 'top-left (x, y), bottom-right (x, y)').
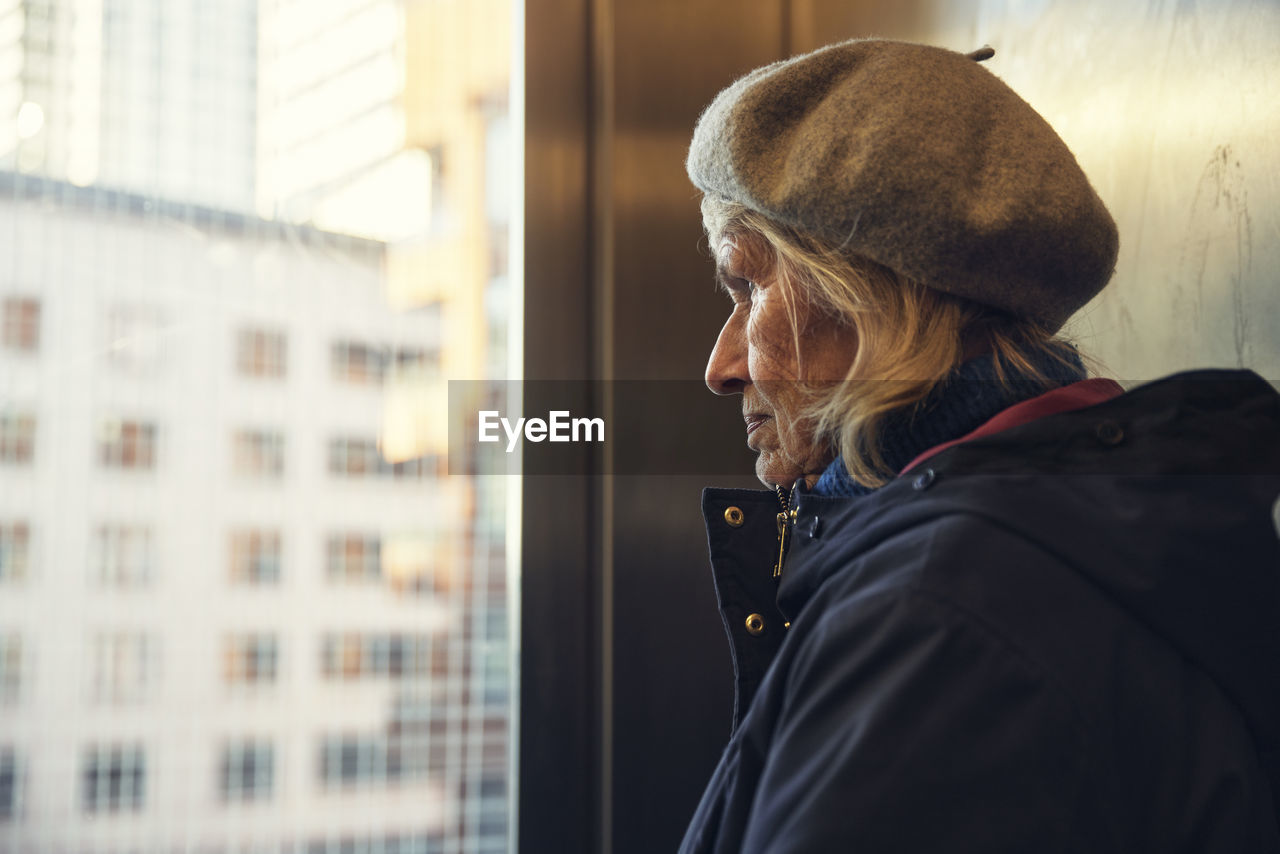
top-left (603, 5), bottom-right (787, 853)
top-left (521, 1), bottom-right (599, 853)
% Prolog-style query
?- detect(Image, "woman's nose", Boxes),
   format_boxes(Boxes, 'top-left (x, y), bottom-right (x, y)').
top-left (705, 317), bottom-right (747, 395)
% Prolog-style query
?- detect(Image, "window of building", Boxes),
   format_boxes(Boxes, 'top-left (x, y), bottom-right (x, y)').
top-left (223, 634), bottom-right (279, 686)
top-left (230, 529), bottom-right (282, 584)
top-left (232, 429), bottom-right (285, 478)
top-left (482, 647), bottom-right (509, 708)
top-left (1, 297), bottom-right (40, 352)
top-left (97, 419), bottom-right (157, 470)
top-left (485, 610), bottom-right (508, 643)
top-left (320, 633), bottom-right (430, 680)
top-left (303, 832), bottom-right (440, 854)
top-left (0, 635), bottom-right (21, 704)
top-left (0, 747), bottom-right (21, 820)
top-left (332, 340), bottom-right (441, 385)
top-left (0, 523), bottom-right (30, 583)
top-left (92, 525), bottom-right (153, 587)
top-left (10, 0), bottom-right (516, 847)
top-left (393, 346), bottom-right (440, 376)
top-left (478, 768), bottom-right (509, 841)
top-left (325, 532), bottom-right (380, 582)
top-left (328, 437), bottom-right (378, 477)
top-left (318, 733), bottom-right (429, 789)
top-left (81, 744), bottom-right (146, 814)
top-left (331, 341), bottom-right (389, 384)
top-left (0, 414), bottom-right (35, 465)
top-left (430, 641), bottom-right (451, 680)
top-left (219, 739), bottom-right (274, 803)
top-left (87, 631), bottom-right (155, 703)
top-left (328, 438), bottom-right (433, 480)
top-left (236, 328), bottom-right (287, 378)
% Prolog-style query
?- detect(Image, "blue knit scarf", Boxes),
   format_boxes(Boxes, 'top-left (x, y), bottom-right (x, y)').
top-left (811, 350), bottom-right (1086, 497)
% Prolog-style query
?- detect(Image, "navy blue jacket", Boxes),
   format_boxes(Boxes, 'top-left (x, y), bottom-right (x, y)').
top-left (681, 370), bottom-right (1280, 853)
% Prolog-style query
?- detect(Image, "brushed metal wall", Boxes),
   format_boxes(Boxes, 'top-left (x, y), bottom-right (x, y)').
top-left (524, 4), bottom-right (791, 853)
top-left (793, 0), bottom-right (1280, 380)
top-left (604, 3), bottom-right (784, 851)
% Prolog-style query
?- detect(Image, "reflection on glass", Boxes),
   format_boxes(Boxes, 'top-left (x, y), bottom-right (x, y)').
top-left (0, 0), bottom-right (515, 850)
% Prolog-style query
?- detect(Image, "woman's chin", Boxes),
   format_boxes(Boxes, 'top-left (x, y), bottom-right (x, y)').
top-left (755, 453), bottom-right (798, 490)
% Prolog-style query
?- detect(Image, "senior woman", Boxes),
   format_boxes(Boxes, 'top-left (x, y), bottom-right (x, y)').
top-left (681, 39), bottom-right (1280, 853)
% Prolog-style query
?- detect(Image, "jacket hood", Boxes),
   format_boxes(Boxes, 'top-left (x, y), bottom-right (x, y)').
top-left (779, 369), bottom-right (1280, 791)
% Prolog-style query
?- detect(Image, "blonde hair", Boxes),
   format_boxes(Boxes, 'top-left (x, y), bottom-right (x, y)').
top-left (703, 197), bottom-right (1086, 488)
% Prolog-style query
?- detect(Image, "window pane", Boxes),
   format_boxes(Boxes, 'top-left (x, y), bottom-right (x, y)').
top-left (1, 0), bottom-right (517, 850)
top-left (0, 522), bottom-right (31, 584)
top-left (1, 298), bottom-right (40, 352)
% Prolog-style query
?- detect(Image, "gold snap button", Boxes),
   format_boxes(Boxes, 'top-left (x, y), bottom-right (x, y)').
top-left (1096, 420), bottom-right (1125, 446)
top-left (724, 506), bottom-right (744, 527)
top-left (745, 613), bottom-right (765, 636)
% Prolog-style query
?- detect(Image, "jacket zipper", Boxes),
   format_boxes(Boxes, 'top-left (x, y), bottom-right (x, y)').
top-left (773, 484), bottom-right (795, 578)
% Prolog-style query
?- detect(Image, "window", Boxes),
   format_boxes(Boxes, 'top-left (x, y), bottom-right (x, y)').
top-left (318, 733), bottom-right (429, 788)
top-left (478, 769), bottom-right (509, 841)
top-left (81, 744), bottom-right (146, 814)
top-left (9, 0), bottom-right (515, 847)
top-left (87, 631), bottom-right (155, 703)
top-left (223, 634), bottom-right (279, 686)
top-left (303, 832), bottom-right (441, 854)
top-left (328, 438), bottom-right (434, 480)
top-left (331, 340), bottom-right (389, 384)
top-left (0, 414), bottom-right (35, 465)
top-left (92, 525), bottom-right (153, 587)
top-left (320, 633), bottom-right (430, 680)
top-left (1, 297), bottom-right (39, 352)
top-left (232, 429), bottom-right (285, 478)
top-left (230, 529), bottom-right (281, 584)
top-left (98, 419), bottom-right (156, 470)
top-left (220, 739), bottom-right (274, 802)
top-left (0, 748), bottom-right (21, 820)
top-left (328, 437), bottom-right (378, 477)
top-left (484, 610), bottom-right (508, 643)
top-left (393, 346), bottom-right (439, 376)
top-left (0, 523), bottom-right (30, 583)
top-left (482, 648), bottom-right (509, 707)
top-left (0, 635), bottom-right (21, 704)
top-left (331, 341), bottom-right (441, 384)
top-left (236, 328), bottom-right (287, 378)
top-left (325, 533), bottom-right (380, 582)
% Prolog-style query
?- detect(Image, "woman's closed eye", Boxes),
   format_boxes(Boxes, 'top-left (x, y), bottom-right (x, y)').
top-left (717, 272), bottom-right (756, 304)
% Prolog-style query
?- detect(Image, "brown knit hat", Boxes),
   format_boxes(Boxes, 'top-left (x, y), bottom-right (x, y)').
top-left (686, 39), bottom-right (1118, 331)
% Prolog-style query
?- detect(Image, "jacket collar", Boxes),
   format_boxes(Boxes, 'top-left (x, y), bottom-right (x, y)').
top-left (899, 377), bottom-right (1124, 474)
top-left (812, 350), bottom-right (1092, 496)
top-left (777, 369), bottom-right (1278, 623)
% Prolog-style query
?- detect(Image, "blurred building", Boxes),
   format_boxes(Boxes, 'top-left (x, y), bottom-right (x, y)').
top-left (256, 0), bottom-right (511, 381)
top-left (0, 0), bottom-right (259, 211)
top-left (0, 0), bottom-right (513, 852)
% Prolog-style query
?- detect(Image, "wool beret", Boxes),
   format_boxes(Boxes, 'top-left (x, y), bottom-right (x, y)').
top-left (687, 39), bottom-right (1119, 330)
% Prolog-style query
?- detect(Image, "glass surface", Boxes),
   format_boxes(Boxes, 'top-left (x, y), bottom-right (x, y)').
top-left (0, 1), bottom-right (517, 851)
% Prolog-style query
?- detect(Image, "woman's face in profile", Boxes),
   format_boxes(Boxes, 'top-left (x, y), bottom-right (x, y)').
top-left (705, 234), bottom-right (858, 489)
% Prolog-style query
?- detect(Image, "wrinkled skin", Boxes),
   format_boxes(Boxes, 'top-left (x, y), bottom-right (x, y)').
top-left (705, 235), bottom-right (858, 488)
